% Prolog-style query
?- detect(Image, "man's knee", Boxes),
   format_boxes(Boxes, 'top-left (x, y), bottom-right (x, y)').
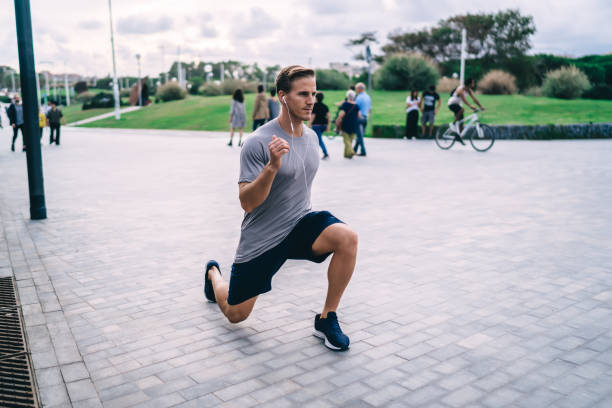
top-left (338, 229), bottom-right (358, 255)
top-left (225, 301), bottom-right (255, 324)
top-left (227, 308), bottom-right (250, 324)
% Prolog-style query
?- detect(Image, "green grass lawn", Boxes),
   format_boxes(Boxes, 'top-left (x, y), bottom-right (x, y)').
top-left (79, 91), bottom-right (612, 132)
top-left (62, 104), bottom-right (113, 124)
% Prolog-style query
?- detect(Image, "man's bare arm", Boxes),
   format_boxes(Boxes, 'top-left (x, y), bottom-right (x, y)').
top-left (467, 89), bottom-right (484, 110)
top-left (460, 91), bottom-right (477, 111)
top-left (238, 136), bottom-right (289, 213)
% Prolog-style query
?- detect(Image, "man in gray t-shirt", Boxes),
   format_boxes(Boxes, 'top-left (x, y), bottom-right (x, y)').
top-left (203, 65), bottom-right (359, 351)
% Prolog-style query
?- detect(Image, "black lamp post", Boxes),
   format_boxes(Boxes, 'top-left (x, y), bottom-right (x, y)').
top-left (14, 0), bottom-right (46, 220)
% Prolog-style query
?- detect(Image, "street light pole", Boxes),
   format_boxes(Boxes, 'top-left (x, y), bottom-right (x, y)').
top-left (53, 75), bottom-right (57, 100)
top-left (136, 53), bottom-right (142, 107)
top-left (460, 29), bottom-right (466, 87)
top-left (177, 47), bottom-right (183, 87)
top-left (14, 0), bottom-right (47, 220)
top-left (107, 0), bottom-right (120, 120)
top-left (44, 71), bottom-right (49, 104)
top-left (64, 61), bottom-right (70, 106)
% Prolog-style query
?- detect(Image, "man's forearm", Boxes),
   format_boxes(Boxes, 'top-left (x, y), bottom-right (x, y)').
top-left (239, 164), bottom-right (278, 212)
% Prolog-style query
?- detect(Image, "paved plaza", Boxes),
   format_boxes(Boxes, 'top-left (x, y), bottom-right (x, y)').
top-left (1, 127), bottom-right (612, 408)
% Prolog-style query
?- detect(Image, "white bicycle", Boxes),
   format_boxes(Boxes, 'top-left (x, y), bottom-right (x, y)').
top-left (435, 109), bottom-right (495, 152)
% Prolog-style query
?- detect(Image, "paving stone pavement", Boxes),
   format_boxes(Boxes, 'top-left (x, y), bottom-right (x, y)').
top-left (1, 126), bottom-right (612, 408)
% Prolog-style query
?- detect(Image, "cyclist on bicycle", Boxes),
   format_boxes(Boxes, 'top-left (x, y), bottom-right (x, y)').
top-left (447, 78), bottom-right (485, 141)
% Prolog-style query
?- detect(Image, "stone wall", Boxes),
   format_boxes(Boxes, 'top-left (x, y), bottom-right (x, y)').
top-left (372, 123), bottom-right (612, 140)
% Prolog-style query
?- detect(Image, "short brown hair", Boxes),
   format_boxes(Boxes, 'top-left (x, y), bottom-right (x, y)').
top-left (275, 65), bottom-right (315, 94)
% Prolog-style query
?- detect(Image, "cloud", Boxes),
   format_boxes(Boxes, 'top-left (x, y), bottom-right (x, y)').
top-left (201, 25), bottom-right (218, 38)
top-left (78, 20), bottom-right (103, 30)
top-left (117, 15), bottom-right (173, 35)
top-left (234, 8), bottom-right (280, 39)
top-left (307, 0), bottom-right (373, 15)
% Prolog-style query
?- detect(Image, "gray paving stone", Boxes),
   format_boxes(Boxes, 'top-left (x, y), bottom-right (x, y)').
top-left (39, 384), bottom-right (70, 407)
top-left (36, 366), bottom-right (64, 388)
top-left (442, 385), bottom-right (484, 407)
top-left (213, 378), bottom-right (266, 402)
top-left (401, 384), bottom-right (447, 406)
top-left (61, 362), bottom-right (90, 383)
top-left (2, 131), bottom-right (612, 408)
top-left (66, 379), bottom-right (98, 402)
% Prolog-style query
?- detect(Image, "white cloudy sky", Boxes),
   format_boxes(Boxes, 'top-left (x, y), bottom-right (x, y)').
top-left (1, 0), bottom-right (610, 77)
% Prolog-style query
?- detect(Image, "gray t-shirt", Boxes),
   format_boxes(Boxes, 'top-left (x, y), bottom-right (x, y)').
top-left (15, 104), bottom-right (24, 126)
top-left (235, 118), bottom-right (319, 263)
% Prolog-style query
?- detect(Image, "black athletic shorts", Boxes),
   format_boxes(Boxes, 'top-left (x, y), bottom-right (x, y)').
top-left (448, 104), bottom-right (462, 114)
top-left (227, 211), bottom-right (343, 305)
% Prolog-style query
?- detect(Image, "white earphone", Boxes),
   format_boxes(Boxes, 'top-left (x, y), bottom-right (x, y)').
top-left (281, 94), bottom-right (313, 189)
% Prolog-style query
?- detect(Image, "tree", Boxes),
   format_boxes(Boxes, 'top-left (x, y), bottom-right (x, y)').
top-left (345, 31), bottom-right (378, 61)
top-left (490, 9), bottom-right (536, 59)
top-left (374, 54), bottom-right (439, 91)
top-left (74, 81), bottom-right (88, 94)
top-left (381, 9), bottom-right (535, 63)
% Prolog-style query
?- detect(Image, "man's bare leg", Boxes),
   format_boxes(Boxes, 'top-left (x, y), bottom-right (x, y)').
top-left (208, 266), bottom-right (257, 323)
top-left (311, 224), bottom-right (358, 318)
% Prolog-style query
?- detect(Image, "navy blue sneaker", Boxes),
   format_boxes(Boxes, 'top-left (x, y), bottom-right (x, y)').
top-left (314, 312), bottom-right (350, 351)
top-left (204, 260), bottom-right (220, 303)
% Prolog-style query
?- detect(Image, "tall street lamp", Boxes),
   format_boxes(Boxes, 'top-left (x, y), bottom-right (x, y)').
top-left (136, 53), bottom-right (142, 106)
top-left (107, 0), bottom-right (120, 120)
top-left (63, 61), bottom-right (70, 106)
top-left (14, 0), bottom-right (46, 220)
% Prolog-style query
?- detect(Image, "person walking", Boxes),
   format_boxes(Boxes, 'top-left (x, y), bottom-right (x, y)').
top-left (228, 89), bottom-right (246, 147)
top-left (419, 85), bottom-right (441, 137)
top-left (267, 88), bottom-right (280, 121)
top-left (353, 82), bottom-right (371, 156)
top-left (336, 90), bottom-right (361, 159)
top-left (309, 92), bottom-right (330, 159)
top-left (46, 101), bottom-right (64, 145)
top-left (7, 95), bottom-right (25, 152)
top-left (252, 84), bottom-right (269, 131)
top-left (38, 107), bottom-right (46, 140)
top-left (405, 90), bottom-right (420, 139)
top-left (204, 65), bottom-right (358, 351)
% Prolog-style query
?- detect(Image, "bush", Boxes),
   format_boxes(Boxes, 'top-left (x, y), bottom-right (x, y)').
top-left (0, 95), bottom-right (11, 103)
top-left (155, 82), bottom-right (187, 102)
top-left (188, 76), bottom-right (204, 95)
top-left (200, 83), bottom-right (222, 96)
top-left (524, 86), bottom-right (542, 97)
top-left (374, 53), bottom-right (439, 91)
top-left (542, 66), bottom-right (590, 99)
top-left (119, 89), bottom-right (131, 98)
top-left (315, 69), bottom-right (351, 90)
top-left (83, 92), bottom-right (114, 110)
top-left (74, 81), bottom-right (88, 94)
top-left (436, 77), bottom-right (459, 93)
top-left (95, 77), bottom-right (114, 90)
top-left (582, 84), bottom-right (612, 100)
top-left (244, 82), bottom-right (259, 94)
top-left (477, 70), bottom-right (517, 95)
top-left (220, 79), bottom-right (258, 95)
top-left (75, 91), bottom-right (96, 103)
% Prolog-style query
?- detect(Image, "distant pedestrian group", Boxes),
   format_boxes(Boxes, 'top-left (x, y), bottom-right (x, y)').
top-left (405, 85), bottom-right (441, 139)
top-left (227, 79), bottom-right (372, 161)
top-left (5, 95), bottom-right (65, 151)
